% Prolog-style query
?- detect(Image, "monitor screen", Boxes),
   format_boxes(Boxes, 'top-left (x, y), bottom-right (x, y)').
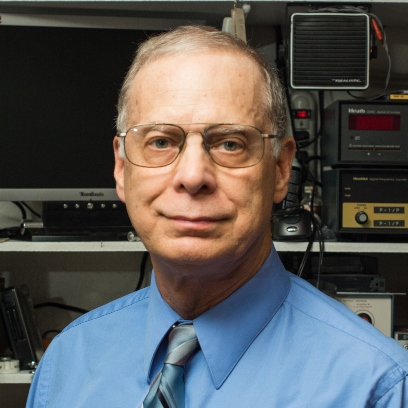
top-left (0, 14), bottom-right (174, 203)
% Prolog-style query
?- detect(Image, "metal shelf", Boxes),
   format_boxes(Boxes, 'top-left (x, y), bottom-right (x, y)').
top-left (0, 1), bottom-right (407, 28)
top-left (0, 370), bottom-right (34, 384)
top-left (1, 239), bottom-right (407, 253)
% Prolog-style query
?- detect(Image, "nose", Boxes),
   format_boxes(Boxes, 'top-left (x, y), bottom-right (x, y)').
top-left (171, 132), bottom-right (217, 195)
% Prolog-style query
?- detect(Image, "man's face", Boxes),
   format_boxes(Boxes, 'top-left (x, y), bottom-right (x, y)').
top-left (114, 51), bottom-right (293, 269)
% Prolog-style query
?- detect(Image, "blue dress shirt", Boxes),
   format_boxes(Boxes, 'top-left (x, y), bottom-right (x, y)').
top-left (27, 246), bottom-right (408, 407)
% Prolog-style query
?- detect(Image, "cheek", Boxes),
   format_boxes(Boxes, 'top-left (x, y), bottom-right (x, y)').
top-left (123, 166), bottom-right (159, 224)
top-left (225, 167), bottom-right (275, 221)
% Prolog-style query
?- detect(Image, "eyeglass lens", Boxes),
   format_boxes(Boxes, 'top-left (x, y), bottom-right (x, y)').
top-left (124, 124), bottom-right (265, 168)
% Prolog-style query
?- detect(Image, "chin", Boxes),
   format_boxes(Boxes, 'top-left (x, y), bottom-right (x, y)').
top-left (149, 237), bottom-right (240, 265)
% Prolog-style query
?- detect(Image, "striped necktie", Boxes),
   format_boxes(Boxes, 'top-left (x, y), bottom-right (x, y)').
top-left (143, 324), bottom-right (199, 408)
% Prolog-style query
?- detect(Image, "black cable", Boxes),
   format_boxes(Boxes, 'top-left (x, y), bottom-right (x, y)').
top-left (296, 206), bottom-right (325, 279)
top-left (11, 201), bottom-right (41, 220)
top-left (135, 251), bottom-right (149, 291)
top-left (296, 135), bottom-right (319, 149)
top-left (297, 216), bottom-right (316, 278)
top-left (12, 202), bottom-right (26, 219)
top-left (304, 155), bottom-right (322, 164)
top-left (311, 212), bottom-right (325, 290)
top-left (21, 202), bottom-right (41, 219)
top-left (34, 302), bottom-right (89, 314)
top-left (42, 329), bottom-right (61, 339)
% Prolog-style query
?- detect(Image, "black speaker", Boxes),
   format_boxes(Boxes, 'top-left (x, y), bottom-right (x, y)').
top-left (290, 13), bottom-right (370, 90)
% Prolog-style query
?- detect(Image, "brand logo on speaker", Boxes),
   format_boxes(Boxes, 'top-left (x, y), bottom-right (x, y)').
top-left (333, 79), bottom-right (362, 83)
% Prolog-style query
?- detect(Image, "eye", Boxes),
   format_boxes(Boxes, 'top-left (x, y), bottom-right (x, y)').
top-left (151, 138), bottom-right (171, 149)
top-left (144, 127), bottom-right (183, 150)
top-left (218, 139), bottom-right (244, 152)
top-left (206, 126), bottom-right (248, 154)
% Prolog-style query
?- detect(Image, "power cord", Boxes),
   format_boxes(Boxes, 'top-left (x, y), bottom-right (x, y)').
top-left (34, 302), bottom-right (89, 315)
top-left (135, 251), bottom-right (150, 291)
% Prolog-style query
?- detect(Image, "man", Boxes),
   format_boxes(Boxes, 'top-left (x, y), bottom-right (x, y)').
top-left (27, 26), bottom-right (408, 407)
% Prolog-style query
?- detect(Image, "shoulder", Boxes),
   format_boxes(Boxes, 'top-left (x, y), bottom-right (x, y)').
top-left (285, 273), bottom-right (408, 368)
top-left (276, 273), bottom-right (408, 405)
top-left (26, 287), bottom-right (151, 407)
top-left (61, 285), bottom-right (151, 335)
top-left (41, 286), bottom-right (151, 361)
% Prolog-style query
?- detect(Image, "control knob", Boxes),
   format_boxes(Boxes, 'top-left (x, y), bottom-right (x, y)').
top-left (355, 211), bottom-right (368, 225)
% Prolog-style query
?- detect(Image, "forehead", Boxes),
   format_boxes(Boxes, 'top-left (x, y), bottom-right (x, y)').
top-left (128, 50), bottom-right (267, 126)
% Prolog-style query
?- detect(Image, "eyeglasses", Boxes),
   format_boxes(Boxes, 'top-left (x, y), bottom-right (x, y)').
top-left (117, 123), bottom-right (277, 168)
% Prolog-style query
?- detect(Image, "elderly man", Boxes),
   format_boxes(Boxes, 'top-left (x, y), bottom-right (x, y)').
top-left (27, 26), bottom-right (408, 407)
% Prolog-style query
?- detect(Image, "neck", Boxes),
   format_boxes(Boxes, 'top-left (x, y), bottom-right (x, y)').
top-left (151, 236), bottom-right (272, 319)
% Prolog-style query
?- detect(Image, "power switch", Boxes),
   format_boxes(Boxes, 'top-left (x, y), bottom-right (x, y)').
top-left (355, 211), bottom-right (369, 225)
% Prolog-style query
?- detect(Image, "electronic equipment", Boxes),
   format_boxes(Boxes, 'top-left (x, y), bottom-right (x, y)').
top-left (319, 275), bottom-right (385, 293)
top-left (323, 101), bottom-right (408, 167)
top-left (334, 293), bottom-right (394, 337)
top-left (20, 201), bottom-right (132, 241)
top-left (0, 285), bottom-right (44, 370)
top-left (272, 156), bottom-right (313, 241)
top-left (291, 91), bottom-right (317, 144)
top-left (279, 157), bottom-right (302, 209)
top-left (310, 254), bottom-right (384, 293)
top-left (322, 168), bottom-right (408, 237)
top-left (290, 13), bottom-right (370, 89)
top-left (272, 208), bottom-right (312, 241)
top-left (0, 19), bottom-right (142, 203)
top-left (394, 330), bottom-right (408, 349)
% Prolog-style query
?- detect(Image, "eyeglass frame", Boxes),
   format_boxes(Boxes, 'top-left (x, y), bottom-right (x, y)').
top-left (116, 122), bottom-right (278, 169)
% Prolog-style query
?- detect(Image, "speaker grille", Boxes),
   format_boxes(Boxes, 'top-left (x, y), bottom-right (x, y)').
top-left (290, 13), bottom-right (370, 89)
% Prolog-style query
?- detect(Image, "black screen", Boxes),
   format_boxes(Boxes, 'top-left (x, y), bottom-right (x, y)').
top-left (0, 25), bottom-right (155, 192)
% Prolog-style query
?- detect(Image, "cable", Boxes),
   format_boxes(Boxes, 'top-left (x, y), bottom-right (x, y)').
top-left (297, 210), bottom-right (325, 283)
top-left (11, 201), bottom-right (42, 220)
top-left (312, 213), bottom-right (325, 289)
top-left (42, 329), bottom-right (61, 339)
top-left (12, 202), bottom-right (26, 219)
top-left (135, 251), bottom-right (149, 291)
top-left (34, 302), bottom-right (89, 314)
top-left (20, 202), bottom-right (41, 219)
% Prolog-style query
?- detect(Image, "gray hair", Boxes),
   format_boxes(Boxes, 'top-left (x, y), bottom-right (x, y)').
top-left (116, 25), bottom-right (286, 158)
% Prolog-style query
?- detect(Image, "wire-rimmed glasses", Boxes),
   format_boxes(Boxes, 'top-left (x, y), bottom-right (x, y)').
top-left (117, 123), bottom-right (277, 168)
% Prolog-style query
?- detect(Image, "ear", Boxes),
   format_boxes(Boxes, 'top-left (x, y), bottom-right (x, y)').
top-left (273, 136), bottom-right (296, 204)
top-left (113, 137), bottom-right (126, 203)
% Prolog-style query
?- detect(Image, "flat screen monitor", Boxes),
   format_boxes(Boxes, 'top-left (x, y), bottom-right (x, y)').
top-left (0, 13), bottom-right (191, 203)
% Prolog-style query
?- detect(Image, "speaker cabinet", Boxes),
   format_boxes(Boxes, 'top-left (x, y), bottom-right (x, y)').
top-left (290, 13), bottom-right (370, 89)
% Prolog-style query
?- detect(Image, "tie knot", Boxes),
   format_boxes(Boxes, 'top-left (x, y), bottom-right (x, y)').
top-left (165, 324), bottom-right (199, 367)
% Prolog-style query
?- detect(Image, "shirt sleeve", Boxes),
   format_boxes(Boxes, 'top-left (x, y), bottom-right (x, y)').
top-left (375, 375), bottom-right (408, 407)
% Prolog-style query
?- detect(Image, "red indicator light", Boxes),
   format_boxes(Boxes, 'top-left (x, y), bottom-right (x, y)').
top-left (295, 110), bottom-right (310, 119)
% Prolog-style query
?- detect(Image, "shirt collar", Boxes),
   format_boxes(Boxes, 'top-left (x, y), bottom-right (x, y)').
top-left (144, 244), bottom-right (291, 388)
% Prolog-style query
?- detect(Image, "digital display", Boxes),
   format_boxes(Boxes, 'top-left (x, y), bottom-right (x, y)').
top-left (349, 114), bottom-right (401, 131)
top-left (374, 206), bottom-right (405, 213)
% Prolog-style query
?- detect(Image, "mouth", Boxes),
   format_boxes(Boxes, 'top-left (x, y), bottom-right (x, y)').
top-left (165, 214), bottom-right (228, 232)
